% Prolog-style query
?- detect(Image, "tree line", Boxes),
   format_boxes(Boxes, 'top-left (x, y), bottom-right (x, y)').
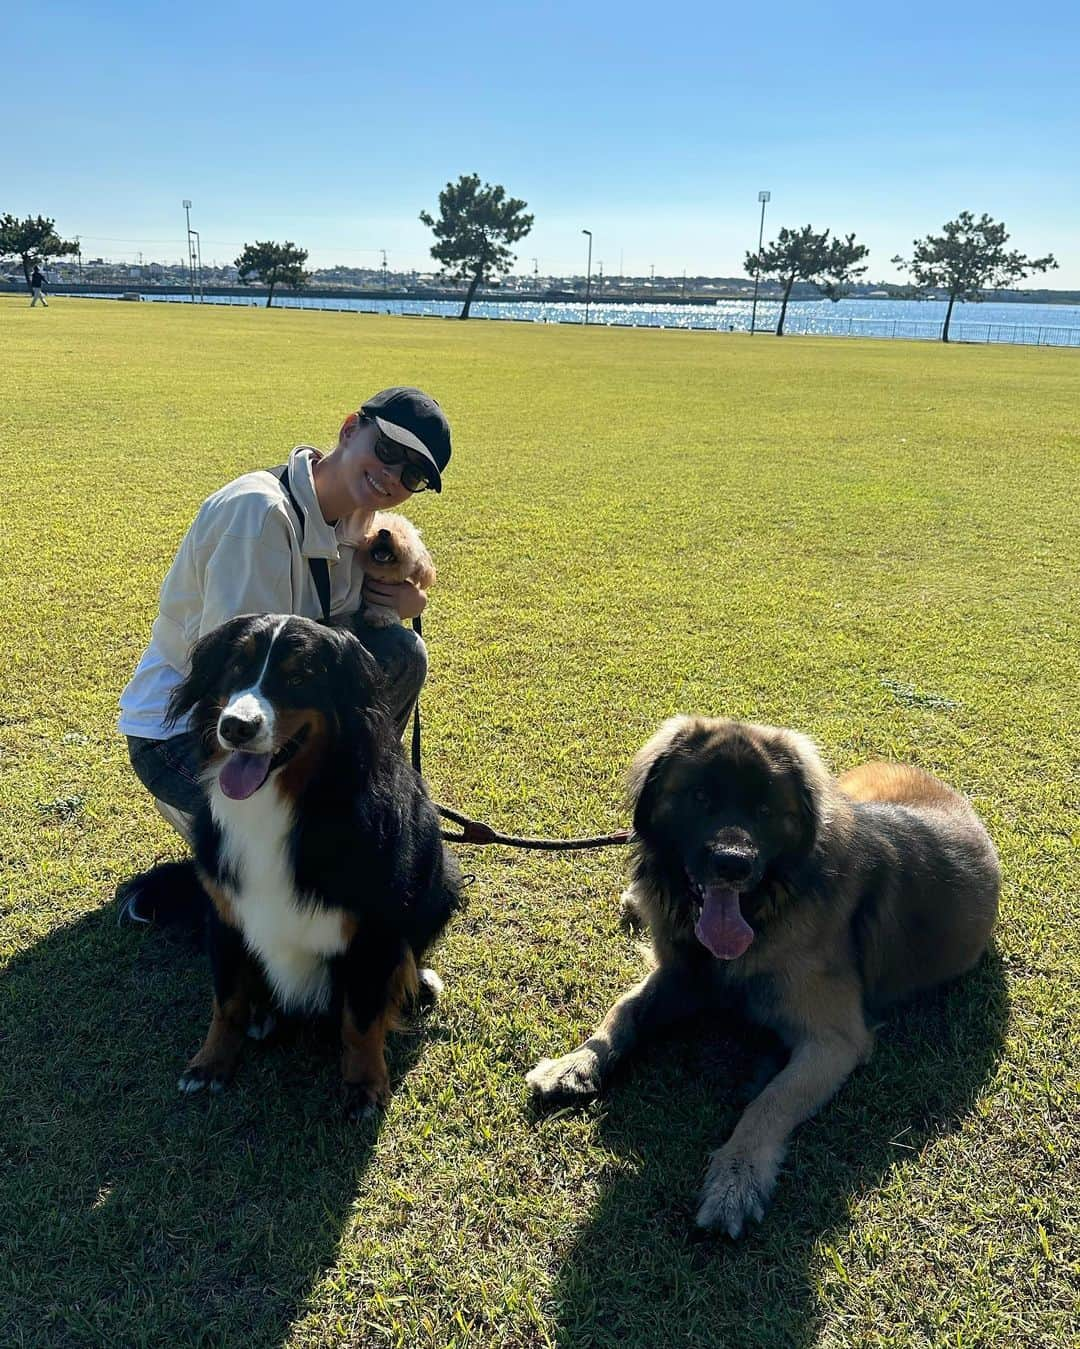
top-left (1, 184), bottom-right (1059, 342)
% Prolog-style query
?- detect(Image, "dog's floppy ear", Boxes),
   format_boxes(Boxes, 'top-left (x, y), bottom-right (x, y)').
top-left (413, 550), bottom-right (436, 592)
top-left (392, 517), bottom-right (435, 590)
top-left (323, 624), bottom-right (396, 756)
top-left (771, 727), bottom-right (834, 855)
top-left (626, 715), bottom-right (695, 835)
top-left (326, 625), bottom-right (384, 710)
top-left (165, 615), bottom-right (260, 729)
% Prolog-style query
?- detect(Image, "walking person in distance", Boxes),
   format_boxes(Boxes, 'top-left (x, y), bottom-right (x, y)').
top-left (30, 264), bottom-right (48, 307)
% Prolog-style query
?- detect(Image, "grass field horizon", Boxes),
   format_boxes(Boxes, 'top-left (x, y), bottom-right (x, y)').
top-left (2, 296), bottom-right (1077, 1347)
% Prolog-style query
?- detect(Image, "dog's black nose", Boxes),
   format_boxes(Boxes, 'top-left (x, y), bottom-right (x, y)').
top-left (377, 529), bottom-right (390, 541)
top-left (709, 846), bottom-right (755, 885)
top-left (220, 713), bottom-right (263, 745)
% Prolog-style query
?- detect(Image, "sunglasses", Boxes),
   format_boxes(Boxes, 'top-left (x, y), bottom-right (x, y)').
top-left (373, 434), bottom-right (433, 493)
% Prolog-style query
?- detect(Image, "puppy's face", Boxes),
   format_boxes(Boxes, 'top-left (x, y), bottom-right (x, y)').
top-left (629, 717), bottom-right (825, 959)
top-left (167, 614), bottom-right (384, 801)
top-left (355, 512), bottom-right (435, 590)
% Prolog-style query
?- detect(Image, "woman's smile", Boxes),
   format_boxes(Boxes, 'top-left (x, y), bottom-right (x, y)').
top-left (364, 469), bottom-right (393, 500)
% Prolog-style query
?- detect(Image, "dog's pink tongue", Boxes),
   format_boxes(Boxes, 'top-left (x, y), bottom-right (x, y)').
top-left (219, 751), bottom-right (272, 801)
top-left (695, 886), bottom-right (755, 960)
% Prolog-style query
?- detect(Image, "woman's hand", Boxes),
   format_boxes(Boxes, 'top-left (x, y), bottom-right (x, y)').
top-left (362, 577), bottom-right (428, 620)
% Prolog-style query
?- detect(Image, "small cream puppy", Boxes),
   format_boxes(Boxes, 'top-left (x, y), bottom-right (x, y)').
top-left (350, 512), bottom-right (436, 627)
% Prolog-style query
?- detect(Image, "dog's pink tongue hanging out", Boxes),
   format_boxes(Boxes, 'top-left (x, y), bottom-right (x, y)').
top-left (695, 886), bottom-right (755, 959)
top-left (219, 752), bottom-right (273, 800)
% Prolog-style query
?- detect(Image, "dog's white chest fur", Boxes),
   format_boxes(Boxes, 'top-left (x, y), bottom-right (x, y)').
top-left (211, 780), bottom-right (347, 1012)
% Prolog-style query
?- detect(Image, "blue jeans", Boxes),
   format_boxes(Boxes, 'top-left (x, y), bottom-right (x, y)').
top-left (127, 618), bottom-right (427, 817)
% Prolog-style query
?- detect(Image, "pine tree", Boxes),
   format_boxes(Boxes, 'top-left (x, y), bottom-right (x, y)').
top-left (235, 241), bottom-right (310, 308)
top-left (892, 212), bottom-right (1057, 342)
top-left (745, 225), bottom-right (869, 336)
top-left (420, 174), bottom-right (534, 319)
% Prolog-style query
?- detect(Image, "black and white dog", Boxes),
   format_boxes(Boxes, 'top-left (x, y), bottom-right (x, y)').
top-left (125, 613), bottom-right (463, 1119)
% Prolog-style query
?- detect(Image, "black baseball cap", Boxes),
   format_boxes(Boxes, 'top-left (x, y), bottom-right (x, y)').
top-left (361, 386), bottom-right (452, 493)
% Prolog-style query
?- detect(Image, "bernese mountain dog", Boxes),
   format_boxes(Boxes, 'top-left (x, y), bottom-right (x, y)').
top-left (125, 613), bottom-right (463, 1120)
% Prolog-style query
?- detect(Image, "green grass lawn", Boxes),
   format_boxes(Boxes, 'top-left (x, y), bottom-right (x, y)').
top-left (1, 296), bottom-right (1077, 1348)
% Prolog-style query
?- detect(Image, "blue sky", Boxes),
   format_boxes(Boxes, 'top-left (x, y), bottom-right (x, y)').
top-left (5, 0), bottom-right (1077, 285)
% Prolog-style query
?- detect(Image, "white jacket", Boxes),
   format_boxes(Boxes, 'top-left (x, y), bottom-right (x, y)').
top-left (119, 446), bottom-right (368, 738)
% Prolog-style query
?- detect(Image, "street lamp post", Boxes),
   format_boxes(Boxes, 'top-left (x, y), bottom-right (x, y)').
top-left (750, 189), bottom-right (770, 335)
top-left (581, 228), bottom-right (593, 325)
top-left (189, 229), bottom-right (203, 302)
top-left (182, 200), bottom-right (195, 304)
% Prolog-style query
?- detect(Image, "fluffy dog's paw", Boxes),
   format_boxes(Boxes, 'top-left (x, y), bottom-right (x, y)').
top-left (526, 1050), bottom-right (602, 1109)
top-left (416, 967), bottom-right (444, 1009)
top-left (343, 1077), bottom-right (391, 1123)
top-left (695, 1145), bottom-right (780, 1238)
top-left (116, 880), bottom-right (153, 926)
top-left (618, 886), bottom-right (648, 934)
top-left (178, 1060), bottom-right (234, 1095)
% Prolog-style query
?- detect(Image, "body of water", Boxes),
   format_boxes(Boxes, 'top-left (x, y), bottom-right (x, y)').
top-left (70, 292), bottom-right (1080, 346)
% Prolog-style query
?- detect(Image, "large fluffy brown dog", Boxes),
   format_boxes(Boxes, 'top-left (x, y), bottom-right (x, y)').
top-left (527, 717), bottom-right (1000, 1236)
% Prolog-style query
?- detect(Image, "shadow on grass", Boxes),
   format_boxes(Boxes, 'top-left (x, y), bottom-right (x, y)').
top-left (549, 950), bottom-right (1009, 1349)
top-left (0, 906), bottom-right (443, 1347)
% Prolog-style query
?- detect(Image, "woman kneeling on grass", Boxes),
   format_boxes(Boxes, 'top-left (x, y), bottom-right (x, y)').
top-left (117, 386), bottom-right (451, 920)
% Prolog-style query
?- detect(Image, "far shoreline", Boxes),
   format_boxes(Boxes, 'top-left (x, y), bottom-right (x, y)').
top-left (3, 281), bottom-right (1079, 308)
